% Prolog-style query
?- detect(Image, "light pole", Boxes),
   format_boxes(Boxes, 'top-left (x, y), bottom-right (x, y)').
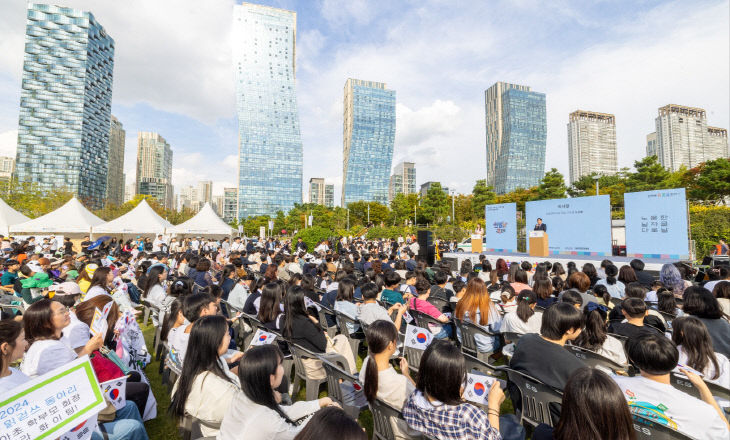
top-left (450, 190), bottom-right (455, 224)
top-left (367, 203), bottom-right (370, 224)
top-left (593, 175), bottom-right (600, 195)
top-left (346, 208), bottom-right (349, 230)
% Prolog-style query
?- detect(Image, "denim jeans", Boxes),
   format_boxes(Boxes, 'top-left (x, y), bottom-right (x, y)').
top-left (92, 401), bottom-right (149, 440)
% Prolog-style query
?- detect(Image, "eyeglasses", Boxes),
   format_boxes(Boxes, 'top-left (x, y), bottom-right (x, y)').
top-left (53, 306), bottom-right (70, 316)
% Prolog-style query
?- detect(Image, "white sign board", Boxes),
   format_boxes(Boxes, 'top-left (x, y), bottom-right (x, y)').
top-left (0, 356), bottom-right (106, 440)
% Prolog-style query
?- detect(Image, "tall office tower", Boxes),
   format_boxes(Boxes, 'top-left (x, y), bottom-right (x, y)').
top-left (654, 104), bottom-right (729, 171)
top-left (342, 79), bottom-right (396, 206)
top-left (124, 182), bottom-right (135, 203)
top-left (646, 132), bottom-right (658, 158)
top-left (15, 3), bottom-right (115, 208)
top-left (567, 110), bottom-right (618, 184)
top-left (388, 161), bottom-right (416, 203)
top-left (420, 181), bottom-right (449, 198)
top-left (105, 115), bottom-right (125, 205)
top-left (324, 183), bottom-right (334, 208)
top-left (197, 180), bottom-right (213, 206)
top-left (485, 82), bottom-right (547, 194)
top-left (0, 157), bottom-right (15, 181)
top-left (485, 82), bottom-right (531, 189)
top-left (308, 178), bottom-right (334, 208)
top-left (233, 3), bottom-right (303, 218)
top-left (212, 195), bottom-right (224, 216)
top-left (135, 132), bottom-right (173, 209)
top-left (223, 187), bottom-right (238, 222)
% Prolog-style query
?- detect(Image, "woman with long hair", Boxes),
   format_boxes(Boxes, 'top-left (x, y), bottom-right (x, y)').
top-left (534, 278), bottom-right (557, 308)
top-left (0, 320), bottom-right (29, 390)
top-left (84, 266), bottom-right (113, 300)
top-left (218, 345), bottom-right (336, 439)
top-left (282, 288), bottom-right (356, 376)
top-left (193, 258), bottom-right (214, 291)
top-left (454, 278), bottom-right (502, 354)
top-left (258, 282), bottom-right (284, 331)
top-left (672, 316), bottom-right (730, 386)
top-left (657, 288), bottom-right (683, 316)
top-left (170, 315), bottom-right (239, 437)
top-left (713, 281), bottom-right (730, 317)
top-left (21, 299), bottom-right (103, 377)
top-left (532, 368), bottom-right (636, 440)
top-left (683, 286), bottom-right (730, 358)
top-left (551, 262), bottom-right (567, 281)
top-left (572, 303), bottom-right (627, 365)
top-left (594, 264), bottom-right (624, 299)
top-left (334, 278), bottom-right (360, 334)
top-left (144, 265), bottom-right (168, 307)
top-left (402, 341), bottom-right (505, 439)
top-left (582, 263), bottom-right (599, 288)
top-left (618, 265), bottom-right (638, 285)
top-left (495, 258), bottom-right (509, 280)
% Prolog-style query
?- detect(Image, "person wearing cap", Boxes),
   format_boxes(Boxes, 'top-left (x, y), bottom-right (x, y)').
top-left (19, 272), bottom-right (54, 307)
top-left (1, 259), bottom-right (20, 292)
top-left (77, 263), bottom-right (97, 293)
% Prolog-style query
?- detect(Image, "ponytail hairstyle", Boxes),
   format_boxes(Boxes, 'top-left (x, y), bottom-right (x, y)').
top-left (593, 284), bottom-right (611, 306)
top-left (499, 284), bottom-right (517, 304)
top-left (604, 264), bottom-right (618, 286)
top-left (671, 316), bottom-right (720, 380)
top-left (363, 320), bottom-right (399, 403)
top-left (552, 276), bottom-right (565, 294)
top-left (573, 303), bottom-right (609, 352)
top-left (168, 276), bottom-right (193, 298)
top-left (238, 345), bottom-right (294, 425)
top-left (515, 290), bottom-right (537, 323)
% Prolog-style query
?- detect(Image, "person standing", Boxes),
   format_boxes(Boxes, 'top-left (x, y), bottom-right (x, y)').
top-left (533, 218), bottom-right (547, 232)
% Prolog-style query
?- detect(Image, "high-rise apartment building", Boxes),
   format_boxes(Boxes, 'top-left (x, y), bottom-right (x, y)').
top-left (135, 132), bottom-right (173, 209)
top-left (0, 157), bottom-right (15, 181)
top-left (212, 195), bottom-right (224, 217)
top-left (389, 161), bottom-right (416, 203)
top-left (653, 104), bottom-right (729, 171)
top-left (197, 181), bottom-right (213, 206)
top-left (15, 3), bottom-right (115, 208)
top-left (106, 115), bottom-right (125, 205)
top-left (308, 178), bottom-right (334, 208)
top-left (124, 182), bottom-right (135, 203)
top-left (177, 185), bottom-right (195, 211)
top-left (342, 79), bottom-right (396, 206)
top-left (223, 187), bottom-right (238, 222)
top-left (232, 3), bottom-right (303, 218)
top-left (567, 110), bottom-right (617, 184)
top-left (420, 181), bottom-right (449, 198)
top-left (646, 132), bottom-right (658, 158)
top-left (485, 82), bottom-right (546, 194)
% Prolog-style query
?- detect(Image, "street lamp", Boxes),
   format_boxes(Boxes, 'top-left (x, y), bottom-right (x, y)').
top-left (593, 175), bottom-right (600, 195)
top-left (367, 203), bottom-right (370, 224)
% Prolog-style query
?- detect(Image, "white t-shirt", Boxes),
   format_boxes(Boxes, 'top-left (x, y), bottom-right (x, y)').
top-left (676, 345), bottom-right (730, 387)
top-left (0, 367), bottom-right (30, 395)
top-left (146, 284), bottom-right (167, 308)
top-left (61, 312), bottom-right (90, 350)
top-left (171, 329), bottom-right (191, 364)
top-left (84, 285), bottom-right (111, 301)
top-left (613, 375), bottom-right (729, 440)
top-left (359, 357), bottom-right (418, 440)
top-left (21, 339), bottom-right (77, 377)
top-left (596, 335), bottom-right (628, 366)
top-left (500, 311), bottom-right (542, 335)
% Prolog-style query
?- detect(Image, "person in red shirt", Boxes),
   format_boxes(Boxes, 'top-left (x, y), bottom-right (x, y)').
top-left (408, 278), bottom-right (452, 339)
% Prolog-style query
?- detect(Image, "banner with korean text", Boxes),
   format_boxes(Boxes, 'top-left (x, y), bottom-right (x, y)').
top-left (624, 188), bottom-right (689, 259)
top-left (484, 203), bottom-right (517, 253)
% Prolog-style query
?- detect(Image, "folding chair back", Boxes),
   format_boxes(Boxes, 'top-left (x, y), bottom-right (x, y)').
top-left (454, 318), bottom-right (495, 360)
top-left (504, 367), bottom-right (563, 427)
top-left (403, 345), bottom-right (424, 374)
top-left (369, 398), bottom-right (404, 440)
top-left (669, 372), bottom-right (730, 402)
top-left (317, 304), bottom-right (337, 338)
top-left (320, 357), bottom-right (367, 418)
top-left (564, 344), bottom-right (626, 372)
top-left (502, 331), bottom-right (523, 344)
top-left (335, 311), bottom-right (362, 359)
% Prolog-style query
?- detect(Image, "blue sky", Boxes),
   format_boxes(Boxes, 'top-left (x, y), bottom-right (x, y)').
top-left (0, 0), bottom-right (728, 203)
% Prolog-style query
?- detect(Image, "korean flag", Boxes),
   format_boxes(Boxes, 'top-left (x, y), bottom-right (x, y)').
top-left (60, 413), bottom-right (99, 440)
top-left (100, 376), bottom-right (128, 410)
top-left (249, 328), bottom-right (277, 347)
top-left (463, 372), bottom-right (495, 405)
top-left (404, 324), bottom-right (433, 350)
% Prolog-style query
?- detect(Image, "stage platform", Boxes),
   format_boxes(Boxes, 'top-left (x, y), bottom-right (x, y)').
top-left (442, 251), bottom-right (678, 274)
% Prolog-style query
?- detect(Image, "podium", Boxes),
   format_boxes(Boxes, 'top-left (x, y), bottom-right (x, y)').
top-left (471, 234), bottom-right (483, 253)
top-left (528, 231), bottom-right (548, 257)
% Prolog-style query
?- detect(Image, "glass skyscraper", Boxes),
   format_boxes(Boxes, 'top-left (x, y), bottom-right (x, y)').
top-left (232, 3), bottom-right (303, 218)
top-left (342, 79), bottom-right (396, 206)
top-left (15, 3), bottom-right (115, 209)
top-left (485, 82), bottom-right (546, 194)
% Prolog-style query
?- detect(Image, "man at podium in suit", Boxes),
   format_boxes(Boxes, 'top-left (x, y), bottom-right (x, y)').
top-left (534, 218), bottom-right (547, 232)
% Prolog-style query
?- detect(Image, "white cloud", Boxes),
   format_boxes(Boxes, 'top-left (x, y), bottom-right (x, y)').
top-left (396, 100), bottom-right (461, 147)
top-left (320, 0), bottom-right (376, 27)
top-left (0, 130), bottom-right (17, 157)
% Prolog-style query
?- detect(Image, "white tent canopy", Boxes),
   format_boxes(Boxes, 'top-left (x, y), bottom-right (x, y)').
top-left (9, 197), bottom-right (104, 235)
top-left (168, 203), bottom-right (234, 237)
top-left (93, 199), bottom-right (172, 235)
top-left (0, 198), bottom-right (30, 236)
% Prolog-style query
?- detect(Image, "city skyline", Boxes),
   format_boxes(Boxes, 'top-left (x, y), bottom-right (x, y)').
top-left (0, 0), bottom-right (727, 205)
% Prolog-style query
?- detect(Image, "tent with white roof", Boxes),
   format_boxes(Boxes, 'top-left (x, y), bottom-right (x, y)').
top-left (0, 198), bottom-right (30, 236)
top-left (9, 197), bottom-right (104, 236)
top-left (93, 199), bottom-right (172, 236)
top-left (167, 203), bottom-right (234, 237)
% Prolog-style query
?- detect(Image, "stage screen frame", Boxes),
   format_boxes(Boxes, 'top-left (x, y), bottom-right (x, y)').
top-left (624, 188), bottom-right (689, 260)
top-left (484, 202), bottom-right (517, 253)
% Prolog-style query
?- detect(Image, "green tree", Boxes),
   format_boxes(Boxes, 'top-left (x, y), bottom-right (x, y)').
top-left (537, 168), bottom-right (567, 200)
top-left (689, 158), bottom-right (730, 204)
top-left (346, 201), bottom-right (389, 226)
top-left (0, 179), bottom-right (74, 218)
top-left (389, 193), bottom-right (419, 225)
top-left (495, 187), bottom-right (537, 213)
top-left (471, 179), bottom-right (495, 220)
top-left (627, 155), bottom-right (670, 192)
top-left (453, 194), bottom-right (474, 224)
top-left (420, 183), bottom-right (449, 224)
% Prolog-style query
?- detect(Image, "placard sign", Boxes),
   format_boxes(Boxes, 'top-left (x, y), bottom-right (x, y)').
top-left (484, 203), bottom-right (517, 253)
top-left (624, 188), bottom-right (689, 259)
top-left (0, 356), bottom-right (106, 440)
